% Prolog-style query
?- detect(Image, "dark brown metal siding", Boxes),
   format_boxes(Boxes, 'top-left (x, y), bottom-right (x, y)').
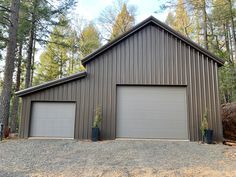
top-left (19, 24), bottom-right (223, 141)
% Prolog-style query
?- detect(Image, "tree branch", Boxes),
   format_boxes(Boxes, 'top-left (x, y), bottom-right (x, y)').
top-left (36, 38), bottom-right (77, 48)
top-left (2, 15), bottom-right (12, 26)
top-left (0, 5), bottom-right (11, 13)
top-left (0, 35), bottom-right (8, 42)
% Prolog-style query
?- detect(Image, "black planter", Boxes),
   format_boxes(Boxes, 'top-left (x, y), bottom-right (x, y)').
top-left (204, 129), bottom-right (213, 144)
top-left (92, 127), bottom-right (100, 142)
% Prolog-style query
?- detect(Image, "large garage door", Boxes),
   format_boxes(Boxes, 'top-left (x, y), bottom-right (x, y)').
top-left (30, 102), bottom-right (76, 138)
top-left (116, 86), bottom-right (188, 139)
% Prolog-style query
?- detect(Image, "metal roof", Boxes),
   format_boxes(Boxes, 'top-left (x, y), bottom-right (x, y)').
top-left (81, 16), bottom-right (224, 66)
top-left (16, 72), bottom-right (87, 97)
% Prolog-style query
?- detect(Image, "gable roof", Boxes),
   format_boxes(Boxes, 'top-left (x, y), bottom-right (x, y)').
top-left (81, 16), bottom-right (224, 66)
top-left (16, 71), bottom-right (87, 97)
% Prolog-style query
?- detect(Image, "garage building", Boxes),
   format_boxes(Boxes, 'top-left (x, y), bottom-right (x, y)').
top-left (16, 16), bottom-right (224, 141)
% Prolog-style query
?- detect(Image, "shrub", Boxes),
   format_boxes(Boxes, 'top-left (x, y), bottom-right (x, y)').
top-left (93, 106), bottom-right (102, 128)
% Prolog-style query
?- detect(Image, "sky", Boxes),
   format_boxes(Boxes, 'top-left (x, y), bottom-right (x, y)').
top-left (74, 0), bottom-right (169, 23)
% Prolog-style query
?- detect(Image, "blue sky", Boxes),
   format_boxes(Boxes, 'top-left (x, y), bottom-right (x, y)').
top-left (74, 0), bottom-right (169, 23)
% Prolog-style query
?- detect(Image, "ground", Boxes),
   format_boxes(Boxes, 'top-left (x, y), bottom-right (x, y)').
top-left (0, 140), bottom-right (236, 177)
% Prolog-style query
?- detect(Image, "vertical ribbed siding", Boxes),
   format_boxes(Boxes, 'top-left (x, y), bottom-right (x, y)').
top-left (19, 24), bottom-right (223, 141)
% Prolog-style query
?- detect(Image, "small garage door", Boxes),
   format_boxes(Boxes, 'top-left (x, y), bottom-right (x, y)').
top-left (30, 102), bottom-right (76, 138)
top-left (116, 86), bottom-right (188, 139)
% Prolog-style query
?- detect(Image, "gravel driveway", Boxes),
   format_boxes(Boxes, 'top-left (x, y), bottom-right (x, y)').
top-left (0, 139), bottom-right (236, 177)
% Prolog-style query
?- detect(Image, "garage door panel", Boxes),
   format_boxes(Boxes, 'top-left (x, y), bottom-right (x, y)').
top-left (30, 102), bottom-right (76, 138)
top-left (116, 86), bottom-right (188, 139)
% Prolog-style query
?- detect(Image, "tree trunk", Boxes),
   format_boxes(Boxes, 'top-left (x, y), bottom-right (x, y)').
top-left (194, 9), bottom-right (201, 44)
top-left (208, 18), bottom-right (214, 50)
top-left (25, 0), bottom-right (38, 88)
top-left (10, 42), bottom-right (22, 133)
top-left (224, 23), bottom-right (231, 63)
top-left (30, 33), bottom-right (36, 86)
top-left (25, 26), bottom-right (35, 88)
top-left (229, 27), bottom-right (234, 61)
top-left (228, 0), bottom-right (236, 61)
top-left (71, 52), bottom-right (74, 73)
top-left (203, 0), bottom-right (208, 50)
top-left (60, 53), bottom-right (63, 78)
top-left (0, 0), bottom-right (21, 136)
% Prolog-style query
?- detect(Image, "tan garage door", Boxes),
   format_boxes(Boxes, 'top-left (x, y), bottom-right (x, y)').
top-left (30, 102), bottom-right (76, 138)
top-left (116, 86), bottom-right (188, 139)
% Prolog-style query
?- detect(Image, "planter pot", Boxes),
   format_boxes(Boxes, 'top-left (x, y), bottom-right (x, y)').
top-left (204, 129), bottom-right (213, 144)
top-left (92, 127), bottom-right (100, 142)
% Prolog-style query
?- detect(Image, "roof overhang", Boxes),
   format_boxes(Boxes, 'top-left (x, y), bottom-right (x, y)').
top-left (16, 72), bottom-right (87, 97)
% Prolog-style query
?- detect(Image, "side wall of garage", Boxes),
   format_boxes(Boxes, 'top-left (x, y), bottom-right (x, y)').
top-left (19, 23), bottom-right (223, 141)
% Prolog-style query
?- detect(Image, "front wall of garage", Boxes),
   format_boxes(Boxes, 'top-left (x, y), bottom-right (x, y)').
top-left (19, 23), bottom-right (223, 141)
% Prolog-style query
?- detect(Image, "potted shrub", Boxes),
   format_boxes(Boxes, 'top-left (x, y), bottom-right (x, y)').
top-left (92, 106), bottom-right (102, 142)
top-left (200, 110), bottom-right (213, 144)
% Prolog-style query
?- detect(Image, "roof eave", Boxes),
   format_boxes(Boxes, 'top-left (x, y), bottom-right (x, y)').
top-left (16, 72), bottom-right (87, 97)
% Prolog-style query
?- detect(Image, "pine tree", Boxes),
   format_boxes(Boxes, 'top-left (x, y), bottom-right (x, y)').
top-left (187, 0), bottom-right (209, 49)
top-left (165, 12), bottom-right (175, 27)
top-left (0, 0), bottom-right (21, 135)
top-left (24, 0), bottom-right (76, 88)
top-left (165, 0), bottom-right (192, 38)
top-left (79, 23), bottom-right (101, 57)
top-left (174, 0), bottom-right (192, 37)
top-left (34, 51), bottom-right (60, 84)
top-left (34, 16), bottom-right (81, 84)
top-left (10, 42), bottom-right (23, 133)
top-left (99, 0), bottom-right (136, 41)
top-left (67, 29), bottom-right (81, 74)
top-left (0, 0), bottom-right (10, 60)
top-left (10, 1), bottom-right (35, 133)
top-left (110, 4), bottom-right (135, 40)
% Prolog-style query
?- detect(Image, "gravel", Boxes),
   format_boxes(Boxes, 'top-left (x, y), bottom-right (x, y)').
top-left (0, 139), bottom-right (236, 177)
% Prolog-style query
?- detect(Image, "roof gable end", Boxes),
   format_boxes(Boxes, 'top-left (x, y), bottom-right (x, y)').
top-left (81, 16), bottom-right (224, 66)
